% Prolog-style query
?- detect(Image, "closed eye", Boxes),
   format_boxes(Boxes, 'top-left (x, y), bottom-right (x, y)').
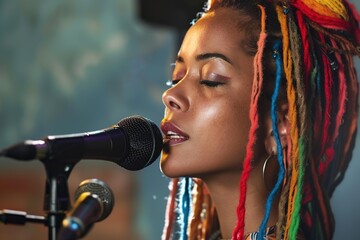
top-left (200, 80), bottom-right (224, 87)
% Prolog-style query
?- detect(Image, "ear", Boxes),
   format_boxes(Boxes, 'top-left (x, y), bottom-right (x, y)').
top-left (263, 102), bottom-right (289, 156)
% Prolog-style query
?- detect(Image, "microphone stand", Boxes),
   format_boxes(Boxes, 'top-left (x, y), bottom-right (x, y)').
top-left (0, 161), bottom-right (75, 240)
top-left (42, 160), bottom-right (75, 240)
top-left (1, 140), bottom-right (98, 239)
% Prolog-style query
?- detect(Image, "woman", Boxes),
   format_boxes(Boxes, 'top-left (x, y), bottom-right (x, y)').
top-left (160, 0), bottom-right (360, 239)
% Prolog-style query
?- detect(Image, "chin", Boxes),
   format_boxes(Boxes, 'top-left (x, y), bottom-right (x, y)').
top-left (160, 156), bottom-right (193, 178)
top-left (160, 151), bottom-right (215, 178)
top-left (160, 154), bottom-right (177, 178)
top-left (160, 162), bottom-right (183, 178)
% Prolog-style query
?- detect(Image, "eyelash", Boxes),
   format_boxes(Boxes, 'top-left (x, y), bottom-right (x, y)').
top-left (166, 79), bottom-right (224, 88)
top-left (200, 80), bottom-right (224, 88)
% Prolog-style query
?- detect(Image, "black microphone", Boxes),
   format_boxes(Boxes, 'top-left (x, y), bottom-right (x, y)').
top-left (57, 179), bottom-right (114, 240)
top-left (0, 115), bottom-right (163, 170)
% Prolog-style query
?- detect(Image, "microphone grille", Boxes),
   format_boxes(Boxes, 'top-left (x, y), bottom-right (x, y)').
top-left (74, 179), bottom-right (114, 221)
top-left (117, 115), bottom-right (163, 170)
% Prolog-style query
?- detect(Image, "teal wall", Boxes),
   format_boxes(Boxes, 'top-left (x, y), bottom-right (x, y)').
top-left (0, 0), bottom-right (175, 239)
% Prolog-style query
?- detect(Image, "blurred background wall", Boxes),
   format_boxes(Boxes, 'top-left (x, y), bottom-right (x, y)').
top-left (0, 0), bottom-right (359, 239)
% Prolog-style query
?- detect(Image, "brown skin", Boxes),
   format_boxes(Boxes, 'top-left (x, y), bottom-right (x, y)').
top-left (161, 8), bottom-right (279, 238)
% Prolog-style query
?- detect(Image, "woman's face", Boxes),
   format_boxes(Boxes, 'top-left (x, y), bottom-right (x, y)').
top-left (160, 8), bottom-right (255, 179)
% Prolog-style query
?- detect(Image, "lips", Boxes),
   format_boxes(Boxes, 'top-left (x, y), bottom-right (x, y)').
top-left (161, 121), bottom-right (189, 145)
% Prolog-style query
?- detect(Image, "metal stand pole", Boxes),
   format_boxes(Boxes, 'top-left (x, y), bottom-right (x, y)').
top-left (42, 161), bottom-right (75, 240)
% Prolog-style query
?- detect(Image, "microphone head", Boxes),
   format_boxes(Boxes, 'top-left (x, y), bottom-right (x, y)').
top-left (74, 179), bottom-right (114, 221)
top-left (117, 115), bottom-right (163, 171)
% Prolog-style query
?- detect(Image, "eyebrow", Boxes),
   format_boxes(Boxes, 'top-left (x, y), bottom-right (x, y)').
top-left (176, 52), bottom-right (233, 65)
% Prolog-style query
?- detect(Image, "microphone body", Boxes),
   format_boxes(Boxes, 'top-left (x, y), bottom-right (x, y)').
top-left (58, 179), bottom-right (114, 240)
top-left (1, 115), bottom-right (163, 170)
top-left (21, 127), bottom-right (128, 163)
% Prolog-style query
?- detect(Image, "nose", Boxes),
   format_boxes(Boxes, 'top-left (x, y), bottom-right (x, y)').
top-left (162, 83), bottom-right (189, 112)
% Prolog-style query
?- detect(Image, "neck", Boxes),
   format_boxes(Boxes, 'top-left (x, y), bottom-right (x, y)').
top-left (202, 164), bottom-right (279, 239)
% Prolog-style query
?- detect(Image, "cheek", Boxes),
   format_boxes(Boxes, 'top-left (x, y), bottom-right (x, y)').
top-left (195, 99), bottom-right (252, 167)
top-left (217, 95), bottom-right (252, 157)
top-left (216, 111), bottom-right (251, 165)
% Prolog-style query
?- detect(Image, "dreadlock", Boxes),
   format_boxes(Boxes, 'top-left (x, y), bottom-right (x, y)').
top-left (162, 0), bottom-right (360, 239)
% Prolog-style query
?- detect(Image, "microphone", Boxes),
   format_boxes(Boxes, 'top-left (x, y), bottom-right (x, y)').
top-left (58, 179), bottom-right (114, 240)
top-left (0, 115), bottom-right (163, 170)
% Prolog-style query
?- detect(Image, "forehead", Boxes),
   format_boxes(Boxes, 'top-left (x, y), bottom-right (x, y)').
top-left (179, 8), bottom-right (245, 58)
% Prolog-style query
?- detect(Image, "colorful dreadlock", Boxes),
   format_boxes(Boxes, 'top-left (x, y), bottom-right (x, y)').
top-left (162, 0), bottom-right (360, 239)
top-left (280, 1), bottom-right (358, 239)
top-left (257, 39), bottom-right (286, 240)
top-left (233, 3), bottom-right (268, 239)
top-left (162, 177), bottom-right (217, 240)
top-left (162, 177), bottom-right (193, 240)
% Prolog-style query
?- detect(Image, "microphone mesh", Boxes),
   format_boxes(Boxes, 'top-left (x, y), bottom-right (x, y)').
top-left (74, 179), bottom-right (114, 221)
top-left (117, 115), bottom-right (163, 170)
